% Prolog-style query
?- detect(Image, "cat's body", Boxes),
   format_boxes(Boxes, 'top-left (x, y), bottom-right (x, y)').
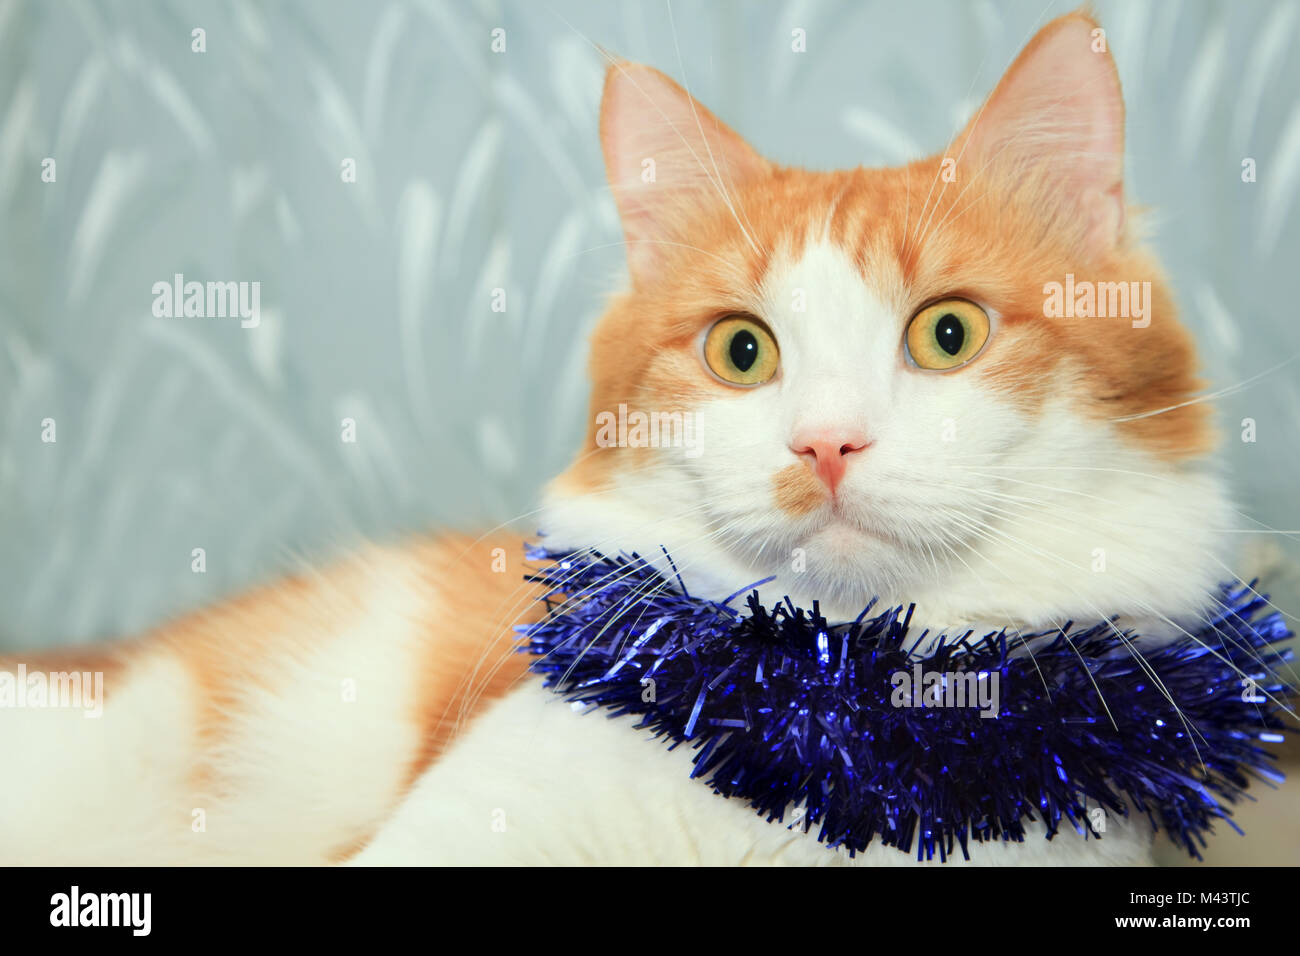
top-left (1, 531), bottom-right (1157, 866)
top-left (349, 674), bottom-right (1156, 866)
top-left (2, 11), bottom-right (1259, 865)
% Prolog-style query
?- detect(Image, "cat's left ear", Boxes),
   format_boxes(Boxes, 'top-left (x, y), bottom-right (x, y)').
top-left (954, 10), bottom-right (1125, 254)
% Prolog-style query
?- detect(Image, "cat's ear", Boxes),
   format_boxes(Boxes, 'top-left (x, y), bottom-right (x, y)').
top-left (600, 62), bottom-right (770, 284)
top-left (954, 10), bottom-right (1125, 254)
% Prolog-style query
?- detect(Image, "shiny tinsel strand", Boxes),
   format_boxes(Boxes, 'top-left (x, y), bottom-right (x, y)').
top-left (519, 545), bottom-right (1294, 861)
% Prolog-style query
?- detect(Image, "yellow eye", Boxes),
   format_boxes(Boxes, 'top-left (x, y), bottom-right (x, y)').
top-left (905, 299), bottom-right (991, 370)
top-left (702, 316), bottom-right (780, 386)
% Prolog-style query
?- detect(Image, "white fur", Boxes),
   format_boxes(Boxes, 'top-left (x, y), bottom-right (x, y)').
top-left (0, 549), bottom-right (436, 864)
top-left (352, 680), bottom-right (1154, 865)
top-left (1, 653), bottom-right (199, 864)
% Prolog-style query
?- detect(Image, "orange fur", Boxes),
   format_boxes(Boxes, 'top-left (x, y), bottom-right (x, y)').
top-left (403, 534), bottom-right (540, 787)
top-left (772, 461), bottom-right (825, 517)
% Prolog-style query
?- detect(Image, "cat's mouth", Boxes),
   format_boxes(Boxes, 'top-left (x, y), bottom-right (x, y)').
top-left (817, 496), bottom-right (893, 537)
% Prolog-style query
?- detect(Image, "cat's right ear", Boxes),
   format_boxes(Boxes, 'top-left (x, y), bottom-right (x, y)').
top-left (600, 62), bottom-right (770, 285)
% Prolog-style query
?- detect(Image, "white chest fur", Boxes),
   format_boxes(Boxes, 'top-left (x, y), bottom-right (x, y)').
top-left (351, 680), bottom-right (1154, 866)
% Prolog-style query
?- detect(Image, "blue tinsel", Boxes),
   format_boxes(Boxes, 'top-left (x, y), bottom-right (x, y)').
top-left (518, 545), bottom-right (1295, 861)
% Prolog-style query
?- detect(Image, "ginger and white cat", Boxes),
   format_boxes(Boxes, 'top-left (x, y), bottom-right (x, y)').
top-left (2, 11), bottom-right (1243, 865)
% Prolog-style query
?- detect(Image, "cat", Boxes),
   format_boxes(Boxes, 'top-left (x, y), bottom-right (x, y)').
top-left (0, 9), bottom-right (1247, 865)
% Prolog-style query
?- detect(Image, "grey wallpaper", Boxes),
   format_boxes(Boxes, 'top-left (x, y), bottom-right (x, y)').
top-left (1, 0), bottom-right (1298, 652)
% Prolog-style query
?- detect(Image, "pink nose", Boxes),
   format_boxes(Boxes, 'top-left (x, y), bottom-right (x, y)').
top-left (790, 431), bottom-right (871, 495)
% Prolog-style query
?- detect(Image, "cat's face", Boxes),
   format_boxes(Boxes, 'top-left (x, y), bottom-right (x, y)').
top-left (542, 12), bottom-right (1231, 629)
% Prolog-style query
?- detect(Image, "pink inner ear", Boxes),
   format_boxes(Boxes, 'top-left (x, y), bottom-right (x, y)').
top-left (957, 14), bottom-right (1126, 252)
top-left (600, 63), bottom-right (769, 281)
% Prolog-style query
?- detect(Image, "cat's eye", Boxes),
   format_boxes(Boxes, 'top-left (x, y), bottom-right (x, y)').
top-left (702, 316), bottom-right (780, 386)
top-left (905, 298), bottom-right (991, 370)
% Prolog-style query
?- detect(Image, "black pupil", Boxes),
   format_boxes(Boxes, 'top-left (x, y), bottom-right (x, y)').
top-left (729, 329), bottom-right (759, 371)
top-left (935, 314), bottom-right (965, 356)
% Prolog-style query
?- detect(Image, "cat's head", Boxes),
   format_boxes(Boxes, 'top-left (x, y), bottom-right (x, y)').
top-left (541, 10), bottom-right (1232, 630)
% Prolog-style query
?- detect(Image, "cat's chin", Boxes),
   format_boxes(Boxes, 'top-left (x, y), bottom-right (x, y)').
top-left (776, 529), bottom-right (917, 619)
top-left (797, 519), bottom-right (901, 578)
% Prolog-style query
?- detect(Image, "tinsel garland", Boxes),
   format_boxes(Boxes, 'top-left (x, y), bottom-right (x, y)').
top-left (518, 545), bottom-right (1294, 861)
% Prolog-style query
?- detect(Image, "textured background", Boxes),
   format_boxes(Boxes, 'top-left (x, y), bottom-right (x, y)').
top-left (4, 0), bottom-right (1298, 648)
top-left (0, 0), bottom-right (1297, 864)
